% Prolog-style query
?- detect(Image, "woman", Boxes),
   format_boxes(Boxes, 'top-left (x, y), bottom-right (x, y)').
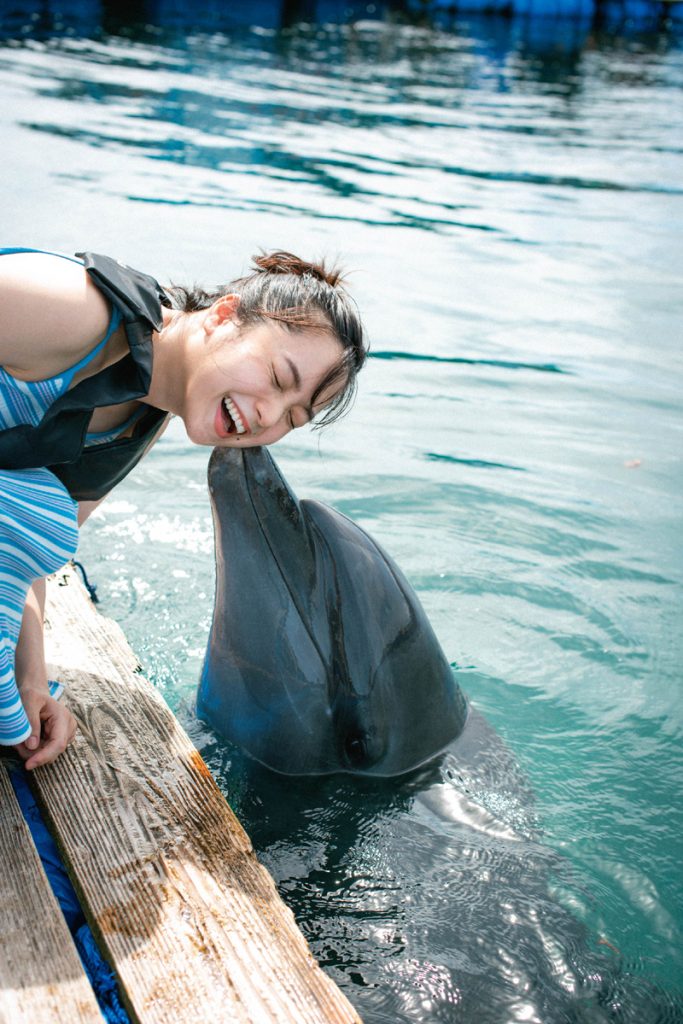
top-left (0, 247), bottom-right (366, 770)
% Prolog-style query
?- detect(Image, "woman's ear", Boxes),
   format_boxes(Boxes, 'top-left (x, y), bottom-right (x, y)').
top-left (204, 293), bottom-right (240, 335)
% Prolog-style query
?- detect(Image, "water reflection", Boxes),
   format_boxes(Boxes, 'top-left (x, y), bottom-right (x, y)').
top-left (3, 11), bottom-right (681, 237)
top-left (1, 0), bottom-right (682, 51)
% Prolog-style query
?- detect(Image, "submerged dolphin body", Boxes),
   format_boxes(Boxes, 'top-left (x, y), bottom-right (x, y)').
top-left (198, 446), bottom-right (468, 776)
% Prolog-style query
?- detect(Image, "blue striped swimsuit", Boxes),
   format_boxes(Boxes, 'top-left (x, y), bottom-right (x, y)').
top-left (0, 248), bottom-right (128, 745)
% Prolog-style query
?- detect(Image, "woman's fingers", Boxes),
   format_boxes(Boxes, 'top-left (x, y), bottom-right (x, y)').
top-left (20, 685), bottom-right (44, 751)
top-left (19, 695), bottom-right (77, 770)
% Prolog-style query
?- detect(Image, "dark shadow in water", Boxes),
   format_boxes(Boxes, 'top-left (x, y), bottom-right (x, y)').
top-left (197, 704), bottom-right (683, 1024)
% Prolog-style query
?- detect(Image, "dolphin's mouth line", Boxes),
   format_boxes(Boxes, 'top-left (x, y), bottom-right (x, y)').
top-left (238, 451), bottom-right (377, 770)
top-left (240, 450), bottom-right (333, 696)
top-left (306, 519), bottom-right (357, 703)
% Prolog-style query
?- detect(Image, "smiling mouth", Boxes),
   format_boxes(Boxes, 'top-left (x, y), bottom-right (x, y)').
top-left (221, 396), bottom-right (247, 435)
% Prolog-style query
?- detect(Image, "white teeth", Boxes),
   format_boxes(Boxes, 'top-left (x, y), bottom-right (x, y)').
top-left (223, 396), bottom-right (246, 434)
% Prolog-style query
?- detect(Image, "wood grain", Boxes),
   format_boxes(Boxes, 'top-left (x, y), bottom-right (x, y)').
top-left (0, 759), bottom-right (103, 1024)
top-left (33, 566), bottom-right (361, 1024)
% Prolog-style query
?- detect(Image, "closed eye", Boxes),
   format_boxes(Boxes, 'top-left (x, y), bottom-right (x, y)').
top-left (289, 407), bottom-right (312, 430)
top-left (273, 359), bottom-right (314, 429)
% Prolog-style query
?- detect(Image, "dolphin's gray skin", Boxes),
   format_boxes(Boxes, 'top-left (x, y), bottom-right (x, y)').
top-left (198, 446), bottom-right (468, 776)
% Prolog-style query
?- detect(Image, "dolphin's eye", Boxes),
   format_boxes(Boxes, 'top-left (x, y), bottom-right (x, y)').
top-left (344, 732), bottom-right (368, 766)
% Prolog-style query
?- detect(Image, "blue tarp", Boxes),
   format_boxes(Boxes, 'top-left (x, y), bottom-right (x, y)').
top-left (9, 767), bottom-right (131, 1024)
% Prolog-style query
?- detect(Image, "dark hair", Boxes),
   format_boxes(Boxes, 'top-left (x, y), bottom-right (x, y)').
top-left (168, 251), bottom-right (367, 428)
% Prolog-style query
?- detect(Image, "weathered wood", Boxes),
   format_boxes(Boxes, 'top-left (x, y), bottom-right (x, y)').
top-left (0, 759), bottom-right (103, 1024)
top-left (34, 565), bottom-right (361, 1024)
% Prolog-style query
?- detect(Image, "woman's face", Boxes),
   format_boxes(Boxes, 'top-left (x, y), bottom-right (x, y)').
top-left (181, 301), bottom-right (345, 448)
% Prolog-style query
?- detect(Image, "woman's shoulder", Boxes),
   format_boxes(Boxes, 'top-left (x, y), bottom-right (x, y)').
top-left (0, 251), bottom-right (113, 380)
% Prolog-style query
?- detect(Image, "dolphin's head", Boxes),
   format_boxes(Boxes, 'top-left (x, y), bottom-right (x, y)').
top-left (198, 446), bottom-right (468, 776)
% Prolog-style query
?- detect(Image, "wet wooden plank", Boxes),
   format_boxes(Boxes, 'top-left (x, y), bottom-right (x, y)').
top-left (0, 759), bottom-right (103, 1024)
top-left (34, 565), bottom-right (361, 1024)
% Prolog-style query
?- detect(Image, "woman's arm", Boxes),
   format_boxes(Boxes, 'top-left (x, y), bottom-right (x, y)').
top-left (13, 500), bottom-right (106, 769)
top-left (13, 578), bottom-right (77, 769)
top-left (0, 252), bottom-right (111, 379)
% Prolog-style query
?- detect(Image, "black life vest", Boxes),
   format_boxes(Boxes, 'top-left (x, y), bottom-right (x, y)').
top-left (0, 252), bottom-right (170, 501)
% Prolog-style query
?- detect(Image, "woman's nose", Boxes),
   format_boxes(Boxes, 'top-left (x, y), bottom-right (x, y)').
top-left (255, 394), bottom-right (287, 431)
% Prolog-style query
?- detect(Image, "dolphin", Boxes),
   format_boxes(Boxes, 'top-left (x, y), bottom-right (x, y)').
top-left (198, 446), bottom-right (468, 776)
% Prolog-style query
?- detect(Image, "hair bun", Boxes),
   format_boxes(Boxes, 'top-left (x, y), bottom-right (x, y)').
top-left (252, 250), bottom-right (343, 288)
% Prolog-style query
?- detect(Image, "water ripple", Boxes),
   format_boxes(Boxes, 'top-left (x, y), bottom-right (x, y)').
top-left (370, 350), bottom-right (568, 373)
top-left (425, 452), bottom-right (526, 471)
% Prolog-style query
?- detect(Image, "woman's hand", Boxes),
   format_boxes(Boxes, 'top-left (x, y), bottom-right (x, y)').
top-left (14, 686), bottom-right (77, 770)
top-left (14, 578), bottom-right (77, 769)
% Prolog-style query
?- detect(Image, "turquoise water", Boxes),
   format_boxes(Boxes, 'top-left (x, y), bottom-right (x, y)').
top-left (1, 5), bottom-right (682, 1021)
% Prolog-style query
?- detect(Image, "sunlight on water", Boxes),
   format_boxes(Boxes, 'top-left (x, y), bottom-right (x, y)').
top-left (1, 3), bottom-right (682, 1020)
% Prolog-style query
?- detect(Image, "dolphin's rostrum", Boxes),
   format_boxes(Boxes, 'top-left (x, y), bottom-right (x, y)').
top-left (199, 446), bottom-right (468, 776)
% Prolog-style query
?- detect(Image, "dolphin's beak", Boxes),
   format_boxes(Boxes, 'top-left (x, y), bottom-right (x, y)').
top-left (209, 445), bottom-right (291, 499)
